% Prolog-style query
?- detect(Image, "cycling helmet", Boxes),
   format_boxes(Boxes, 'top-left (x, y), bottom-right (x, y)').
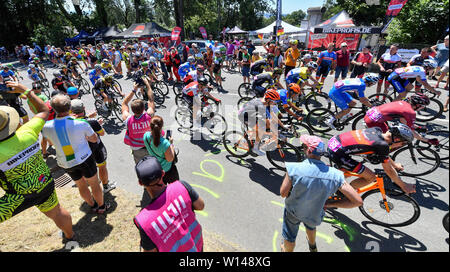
top-left (289, 39), bottom-right (298, 45)
top-left (141, 61), bottom-right (149, 67)
top-left (53, 71), bottom-right (61, 77)
top-left (197, 77), bottom-right (208, 86)
top-left (187, 56), bottom-right (195, 63)
top-left (273, 67), bottom-right (283, 75)
top-left (71, 57), bottom-right (77, 61)
top-left (409, 93), bottom-right (430, 107)
top-left (104, 74), bottom-right (113, 83)
top-left (307, 61), bottom-right (318, 69)
top-left (264, 89), bottom-right (281, 101)
top-left (288, 83), bottom-right (301, 94)
top-left (149, 56), bottom-right (156, 63)
top-left (422, 59), bottom-right (438, 69)
top-left (61, 65), bottom-right (68, 69)
top-left (363, 73), bottom-right (381, 84)
top-left (29, 64), bottom-right (35, 69)
top-left (94, 64), bottom-right (102, 70)
top-left (7, 63), bottom-right (13, 68)
top-left (390, 123), bottom-right (414, 143)
top-left (67, 87), bottom-right (78, 96)
top-left (266, 53), bottom-right (275, 60)
top-left (102, 59), bottom-right (109, 63)
top-left (303, 54), bottom-right (312, 60)
top-left (33, 57), bottom-right (39, 61)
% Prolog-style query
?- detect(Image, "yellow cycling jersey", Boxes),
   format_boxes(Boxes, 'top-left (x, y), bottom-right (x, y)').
top-left (101, 63), bottom-right (113, 70)
top-left (299, 67), bottom-right (311, 80)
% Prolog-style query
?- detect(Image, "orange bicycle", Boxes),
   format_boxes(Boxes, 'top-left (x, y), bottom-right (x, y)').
top-left (329, 168), bottom-right (421, 227)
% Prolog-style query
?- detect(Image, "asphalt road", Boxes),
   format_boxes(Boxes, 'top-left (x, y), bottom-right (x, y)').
top-left (7, 57), bottom-right (449, 252)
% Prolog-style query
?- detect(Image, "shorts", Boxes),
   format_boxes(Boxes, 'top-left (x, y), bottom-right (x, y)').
top-left (0, 181), bottom-right (59, 222)
top-left (316, 65), bottom-right (331, 78)
top-left (387, 73), bottom-right (410, 94)
top-left (282, 209), bottom-right (315, 243)
top-left (93, 144), bottom-right (107, 166)
top-left (242, 66), bottom-right (250, 77)
top-left (132, 147), bottom-right (149, 165)
top-left (252, 84), bottom-right (266, 98)
top-left (437, 58), bottom-right (447, 68)
top-left (334, 65), bottom-right (349, 79)
top-left (328, 87), bottom-right (354, 110)
top-left (327, 148), bottom-right (365, 175)
top-left (442, 63), bottom-right (449, 74)
top-left (64, 154), bottom-right (98, 181)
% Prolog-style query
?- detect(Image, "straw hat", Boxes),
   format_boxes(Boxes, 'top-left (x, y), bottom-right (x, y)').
top-left (0, 106), bottom-right (20, 141)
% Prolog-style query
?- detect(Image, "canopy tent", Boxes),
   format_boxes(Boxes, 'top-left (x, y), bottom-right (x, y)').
top-left (307, 10), bottom-right (360, 50)
top-left (116, 22), bottom-right (171, 39)
top-left (226, 26), bottom-right (248, 35)
top-left (65, 30), bottom-right (90, 46)
top-left (86, 26), bottom-right (122, 41)
top-left (250, 20), bottom-right (306, 35)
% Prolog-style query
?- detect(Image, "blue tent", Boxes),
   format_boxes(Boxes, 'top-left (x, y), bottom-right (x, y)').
top-left (65, 30), bottom-right (90, 46)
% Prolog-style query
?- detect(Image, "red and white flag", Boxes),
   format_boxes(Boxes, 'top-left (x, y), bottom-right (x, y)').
top-left (385, 0), bottom-right (408, 17)
top-left (171, 26), bottom-right (182, 41)
top-left (199, 27), bottom-right (208, 39)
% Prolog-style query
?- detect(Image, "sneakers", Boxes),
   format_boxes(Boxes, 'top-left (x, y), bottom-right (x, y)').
top-left (325, 116), bottom-right (337, 130)
top-left (103, 180), bottom-right (117, 194)
top-left (92, 202), bottom-right (110, 214)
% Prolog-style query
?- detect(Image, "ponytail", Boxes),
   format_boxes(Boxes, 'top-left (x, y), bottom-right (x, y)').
top-left (150, 115), bottom-right (163, 147)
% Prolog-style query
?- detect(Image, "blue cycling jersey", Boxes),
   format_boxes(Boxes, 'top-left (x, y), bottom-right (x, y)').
top-left (285, 68), bottom-right (302, 85)
top-left (333, 78), bottom-right (366, 98)
top-left (276, 89), bottom-right (290, 105)
top-left (0, 70), bottom-right (14, 79)
top-left (89, 69), bottom-right (108, 85)
top-left (178, 62), bottom-right (196, 79)
top-left (27, 68), bottom-right (41, 81)
top-left (318, 50), bottom-right (337, 67)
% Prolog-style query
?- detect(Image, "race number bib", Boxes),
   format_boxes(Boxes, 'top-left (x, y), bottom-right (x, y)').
top-left (328, 136), bottom-right (342, 152)
top-left (367, 108), bottom-right (383, 122)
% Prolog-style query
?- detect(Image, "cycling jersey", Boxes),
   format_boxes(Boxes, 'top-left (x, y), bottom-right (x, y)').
top-left (276, 89), bottom-right (290, 105)
top-left (178, 62), bottom-right (196, 80)
top-left (182, 81), bottom-right (203, 97)
top-left (238, 98), bottom-right (269, 128)
top-left (0, 117), bottom-right (58, 221)
top-left (51, 78), bottom-right (67, 93)
top-left (27, 68), bottom-right (41, 81)
top-left (364, 101), bottom-right (416, 133)
top-left (0, 70), bottom-right (14, 79)
top-left (327, 127), bottom-right (390, 174)
top-left (318, 50), bottom-right (337, 67)
top-left (250, 59), bottom-right (269, 76)
top-left (285, 67), bottom-right (309, 85)
top-left (89, 69), bottom-right (108, 85)
top-left (387, 66), bottom-right (427, 93)
top-left (379, 52), bottom-right (402, 70)
top-left (328, 78), bottom-right (366, 110)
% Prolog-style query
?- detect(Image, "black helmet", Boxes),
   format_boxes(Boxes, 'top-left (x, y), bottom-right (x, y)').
top-left (197, 77), bottom-right (208, 86)
top-left (390, 122), bottom-right (414, 143)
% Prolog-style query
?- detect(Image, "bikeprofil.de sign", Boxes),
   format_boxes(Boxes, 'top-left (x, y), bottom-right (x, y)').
top-left (314, 27), bottom-right (383, 34)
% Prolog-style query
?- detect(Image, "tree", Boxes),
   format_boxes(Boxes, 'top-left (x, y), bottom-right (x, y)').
top-left (283, 9), bottom-right (306, 26)
top-left (323, 0), bottom-right (390, 26)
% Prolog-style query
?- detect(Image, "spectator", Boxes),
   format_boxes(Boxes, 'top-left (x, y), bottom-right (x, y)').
top-left (246, 40), bottom-right (256, 56)
top-left (274, 46), bottom-right (284, 69)
top-left (350, 45), bottom-right (373, 78)
top-left (71, 99), bottom-right (116, 193)
top-left (376, 44), bottom-right (402, 97)
top-left (241, 46), bottom-right (251, 84)
top-left (143, 115), bottom-right (179, 185)
top-left (431, 35), bottom-right (449, 80)
top-left (121, 90), bottom-right (155, 164)
top-left (279, 135), bottom-right (362, 252)
top-left (42, 94), bottom-right (107, 214)
top-left (316, 43), bottom-right (337, 84)
top-left (284, 40), bottom-right (300, 78)
top-left (334, 42), bottom-right (350, 83)
top-left (407, 47), bottom-right (434, 91)
top-left (0, 82), bottom-right (74, 244)
top-left (133, 156), bottom-right (205, 252)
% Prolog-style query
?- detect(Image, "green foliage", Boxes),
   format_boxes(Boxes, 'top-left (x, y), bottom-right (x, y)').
top-left (283, 10), bottom-right (306, 27)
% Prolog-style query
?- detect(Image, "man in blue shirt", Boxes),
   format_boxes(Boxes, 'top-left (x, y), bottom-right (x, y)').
top-left (316, 43), bottom-right (337, 84)
top-left (89, 64), bottom-right (108, 85)
top-left (279, 135), bottom-right (362, 252)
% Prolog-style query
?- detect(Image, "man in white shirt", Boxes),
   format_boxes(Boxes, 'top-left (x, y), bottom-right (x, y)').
top-left (42, 94), bottom-right (108, 214)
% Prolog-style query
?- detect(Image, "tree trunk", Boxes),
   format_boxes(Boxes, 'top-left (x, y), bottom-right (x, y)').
top-left (94, 0), bottom-right (108, 26)
top-left (134, 0), bottom-right (141, 23)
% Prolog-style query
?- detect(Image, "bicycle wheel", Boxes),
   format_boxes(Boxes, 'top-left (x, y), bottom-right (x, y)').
top-left (153, 87), bottom-right (165, 105)
top-left (112, 80), bottom-right (123, 96)
top-left (204, 113), bottom-right (228, 136)
top-left (415, 98), bottom-right (443, 122)
top-left (286, 122), bottom-right (314, 147)
top-left (359, 189), bottom-right (420, 227)
top-left (111, 99), bottom-right (123, 122)
top-left (391, 145), bottom-right (440, 177)
top-left (79, 78), bottom-right (91, 94)
top-left (202, 97), bottom-right (219, 114)
top-left (222, 130), bottom-right (251, 158)
top-left (204, 73), bottom-right (215, 86)
top-left (175, 106), bottom-right (193, 128)
top-left (238, 83), bottom-right (255, 98)
top-left (415, 130), bottom-right (449, 161)
top-left (443, 212), bottom-right (449, 233)
top-left (367, 93), bottom-right (393, 106)
top-left (237, 96), bottom-right (253, 109)
top-left (351, 114), bottom-right (368, 131)
top-left (305, 108), bottom-right (334, 133)
top-left (266, 141), bottom-right (305, 171)
top-left (156, 81), bottom-right (169, 96)
top-left (94, 99), bottom-right (111, 119)
top-left (172, 82), bottom-right (184, 96)
top-left (304, 92), bottom-right (331, 112)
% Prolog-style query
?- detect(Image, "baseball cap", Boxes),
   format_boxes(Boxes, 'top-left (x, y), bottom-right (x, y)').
top-left (135, 156), bottom-right (163, 185)
top-left (67, 87), bottom-right (79, 96)
top-left (300, 135), bottom-right (326, 156)
top-left (70, 99), bottom-right (85, 114)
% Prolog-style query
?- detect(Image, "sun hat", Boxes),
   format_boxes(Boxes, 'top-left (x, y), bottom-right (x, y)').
top-left (300, 135), bottom-right (326, 156)
top-left (0, 106), bottom-right (20, 141)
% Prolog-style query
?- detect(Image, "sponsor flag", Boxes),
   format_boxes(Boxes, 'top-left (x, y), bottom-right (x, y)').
top-left (199, 27), bottom-right (208, 39)
top-left (171, 26), bottom-right (182, 41)
top-left (385, 0), bottom-right (409, 17)
top-left (277, 27), bottom-right (284, 36)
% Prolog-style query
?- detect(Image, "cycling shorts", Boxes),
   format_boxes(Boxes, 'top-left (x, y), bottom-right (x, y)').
top-left (0, 180), bottom-right (59, 222)
top-left (93, 144), bottom-right (107, 166)
top-left (387, 73), bottom-right (410, 94)
top-left (328, 87), bottom-right (354, 110)
top-left (64, 154), bottom-right (97, 181)
top-left (327, 149), bottom-right (366, 175)
top-left (94, 88), bottom-right (114, 98)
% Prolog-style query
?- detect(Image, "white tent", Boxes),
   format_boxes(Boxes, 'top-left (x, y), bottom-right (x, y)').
top-left (250, 20), bottom-right (306, 35)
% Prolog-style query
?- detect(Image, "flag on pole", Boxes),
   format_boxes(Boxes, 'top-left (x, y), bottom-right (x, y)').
top-left (199, 27), bottom-right (208, 39)
top-left (258, 33), bottom-right (264, 40)
top-left (171, 26), bottom-right (182, 41)
top-left (385, 0), bottom-right (409, 17)
top-left (277, 27), bottom-right (284, 36)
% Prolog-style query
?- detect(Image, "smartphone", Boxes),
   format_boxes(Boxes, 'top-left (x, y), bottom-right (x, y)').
top-left (166, 129), bottom-right (172, 139)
